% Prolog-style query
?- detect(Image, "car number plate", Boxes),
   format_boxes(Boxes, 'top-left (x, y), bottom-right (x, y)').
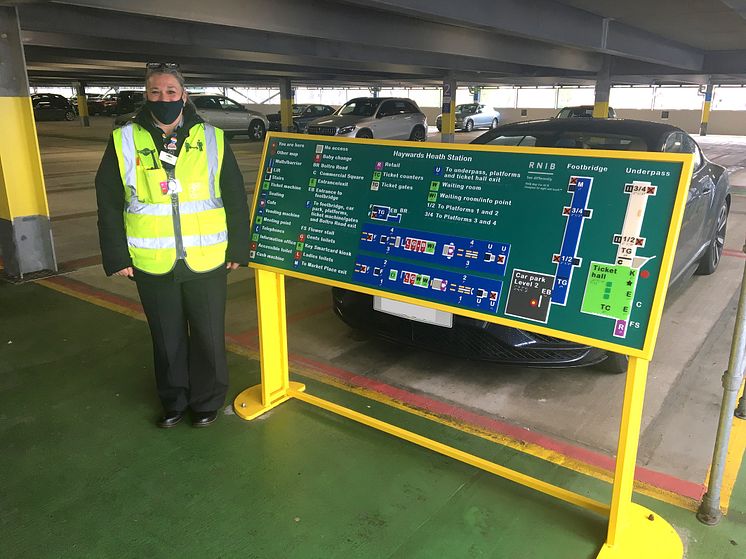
top-left (373, 297), bottom-right (453, 328)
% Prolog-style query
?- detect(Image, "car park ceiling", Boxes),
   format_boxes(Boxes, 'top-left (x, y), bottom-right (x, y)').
top-left (7, 0), bottom-right (746, 87)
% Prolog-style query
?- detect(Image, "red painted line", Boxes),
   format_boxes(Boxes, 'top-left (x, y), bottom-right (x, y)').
top-left (51, 211), bottom-right (98, 222)
top-left (230, 301), bottom-right (332, 341)
top-left (40, 275), bottom-right (707, 501)
top-left (58, 255), bottom-right (102, 271)
top-left (43, 275), bottom-right (144, 315)
top-left (282, 351), bottom-right (706, 501)
top-left (724, 248), bottom-right (746, 259)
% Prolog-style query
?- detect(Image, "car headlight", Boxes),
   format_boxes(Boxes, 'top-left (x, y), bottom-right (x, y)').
top-left (337, 125), bottom-right (356, 135)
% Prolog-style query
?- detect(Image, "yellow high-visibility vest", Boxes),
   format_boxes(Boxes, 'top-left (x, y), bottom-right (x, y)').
top-left (113, 122), bottom-right (228, 274)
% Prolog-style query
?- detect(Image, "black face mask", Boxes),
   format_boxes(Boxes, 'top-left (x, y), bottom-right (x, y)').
top-left (147, 99), bottom-right (184, 125)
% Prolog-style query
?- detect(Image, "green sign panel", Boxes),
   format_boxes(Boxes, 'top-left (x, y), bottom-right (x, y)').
top-left (249, 134), bottom-right (689, 354)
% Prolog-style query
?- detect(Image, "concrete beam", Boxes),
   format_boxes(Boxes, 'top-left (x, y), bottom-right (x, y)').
top-left (335, 0), bottom-right (703, 70)
top-left (26, 1), bottom-right (600, 72)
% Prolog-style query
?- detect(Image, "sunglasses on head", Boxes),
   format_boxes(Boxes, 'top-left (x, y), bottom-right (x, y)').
top-left (146, 62), bottom-right (180, 70)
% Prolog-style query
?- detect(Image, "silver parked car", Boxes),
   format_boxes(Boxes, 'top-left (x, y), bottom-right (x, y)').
top-left (555, 105), bottom-right (617, 119)
top-left (306, 97), bottom-right (427, 141)
top-left (190, 94), bottom-right (268, 141)
top-left (436, 103), bottom-right (500, 132)
top-left (114, 93), bottom-right (269, 141)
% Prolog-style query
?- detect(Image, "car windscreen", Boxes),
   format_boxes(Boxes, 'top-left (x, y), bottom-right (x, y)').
top-left (456, 104), bottom-right (478, 113)
top-left (337, 99), bottom-right (379, 117)
top-left (477, 131), bottom-right (648, 151)
top-left (292, 105), bottom-right (306, 116)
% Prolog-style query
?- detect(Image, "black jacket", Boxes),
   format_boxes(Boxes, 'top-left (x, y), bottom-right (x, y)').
top-left (95, 104), bottom-right (251, 280)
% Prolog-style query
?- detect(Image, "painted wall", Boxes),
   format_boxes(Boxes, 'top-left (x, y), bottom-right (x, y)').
top-left (247, 104), bottom-right (746, 136)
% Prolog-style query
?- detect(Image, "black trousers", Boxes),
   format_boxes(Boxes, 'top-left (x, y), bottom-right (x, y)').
top-left (135, 270), bottom-right (229, 413)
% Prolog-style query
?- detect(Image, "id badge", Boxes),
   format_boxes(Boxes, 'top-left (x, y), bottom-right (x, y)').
top-left (167, 178), bottom-right (182, 194)
top-left (159, 151), bottom-right (178, 166)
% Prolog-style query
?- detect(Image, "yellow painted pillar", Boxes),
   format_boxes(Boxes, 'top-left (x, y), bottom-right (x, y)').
top-left (0, 6), bottom-right (56, 278)
top-left (75, 81), bottom-right (90, 128)
top-left (279, 77), bottom-right (294, 133)
top-left (441, 75), bottom-right (457, 143)
top-left (593, 56), bottom-right (612, 119)
top-left (699, 82), bottom-right (714, 136)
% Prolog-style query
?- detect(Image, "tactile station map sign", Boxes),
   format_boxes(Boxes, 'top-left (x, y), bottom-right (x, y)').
top-left (249, 134), bottom-right (690, 356)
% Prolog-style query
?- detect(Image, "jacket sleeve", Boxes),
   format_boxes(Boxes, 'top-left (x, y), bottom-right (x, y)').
top-left (220, 141), bottom-right (251, 265)
top-left (95, 137), bottom-right (133, 276)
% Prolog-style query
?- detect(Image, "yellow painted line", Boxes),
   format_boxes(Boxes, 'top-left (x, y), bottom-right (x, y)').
top-left (704, 381), bottom-right (746, 513)
top-left (286, 360), bottom-right (700, 511)
top-left (37, 277), bottom-right (145, 321)
top-left (39, 276), bottom-right (704, 511)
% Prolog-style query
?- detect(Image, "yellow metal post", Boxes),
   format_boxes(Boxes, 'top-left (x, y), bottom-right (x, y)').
top-left (597, 357), bottom-right (682, 558)
top-left (233, 269), bottom-right (305, 419)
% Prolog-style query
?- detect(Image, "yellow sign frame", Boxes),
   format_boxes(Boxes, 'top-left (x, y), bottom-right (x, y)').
top-left (236, 133), bottom-right (694, 558)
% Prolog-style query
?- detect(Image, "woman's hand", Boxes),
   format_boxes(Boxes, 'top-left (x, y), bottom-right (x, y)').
top-left (114, 267), bottom-right (134, 277)
top-left (226, 262), bottom-right (240, 271)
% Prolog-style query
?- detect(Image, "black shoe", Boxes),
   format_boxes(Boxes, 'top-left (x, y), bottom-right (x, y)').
top-left (157, 410), bottom-right (184, 428)
top-left (192, 410), bottom-right (218, 428)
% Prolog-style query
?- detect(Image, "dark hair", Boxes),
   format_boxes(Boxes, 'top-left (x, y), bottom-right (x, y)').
top-left (145, 67), bottom-right (186, 90)
top-left (144, 67), bottom-right (196, 111)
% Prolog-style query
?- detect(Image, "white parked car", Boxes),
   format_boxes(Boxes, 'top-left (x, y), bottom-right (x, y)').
top-left (306, 97), bottom-right (427, 141)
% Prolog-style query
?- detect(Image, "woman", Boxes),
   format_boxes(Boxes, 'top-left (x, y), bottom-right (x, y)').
top-left (95, 63), bottom-right (250, 428)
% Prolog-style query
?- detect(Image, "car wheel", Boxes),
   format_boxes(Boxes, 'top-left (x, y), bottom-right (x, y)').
top-left (64, 110), bottom-right (76, 121)
top-left (491, 118), bottom-right (499, 129)
top-left (248, 119), bottom-right (266, 141)
top-left (597, 352), bottom-right (628, 374)
top-left (291, 122), bottom-right (299, 133)
top-left (696, 198), bottom-right (729, 275)
top-left (356, 129), bottom-right (373, 139)
top-left (464, 119), bottom-right (474, 132)
top-left (409, 125), bottom-right (426, 142)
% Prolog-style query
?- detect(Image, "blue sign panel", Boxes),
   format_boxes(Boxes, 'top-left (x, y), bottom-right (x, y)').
top-left (353, 254), bottom-right (503, 314)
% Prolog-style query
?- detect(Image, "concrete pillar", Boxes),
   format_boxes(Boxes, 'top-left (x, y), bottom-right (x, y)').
top-left (470, 86), bottom-right (481, 103)
top-left (369, 86), bottom-right (381, 98)
top-left (441, 75), bottom-right (457, 143)
top-left (700, 81), bottom-right (714, 136)
top-left (593, 56), bottom-right (612, 118)
top-left (0, 7), bottom-right (56, 278)
top-left (75, 81), bottom-right (90, 127)
top-left (278, 77), bottom-right (294, 132)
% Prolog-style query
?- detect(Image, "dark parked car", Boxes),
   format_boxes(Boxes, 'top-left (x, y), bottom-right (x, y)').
top-left (70, 93), bottom-right (104, 116)
top-left (332, 119), bottom-right (730, 372)
top-left (107, 90), bottom-right (145, 115)
top-left (556, 105), bottom-right (617, 118)
top-left (31, 93), bottom-right (76, 121)
top-left (268, 104), bottom-right (336, 133)
top-left (70, 94), bottom-right (106, 115)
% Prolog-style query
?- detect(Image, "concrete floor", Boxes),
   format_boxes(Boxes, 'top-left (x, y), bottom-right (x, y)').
top-left (3, 280), bottom-right (744, 559)
top-left (29, 117), bottom-right (746, 498)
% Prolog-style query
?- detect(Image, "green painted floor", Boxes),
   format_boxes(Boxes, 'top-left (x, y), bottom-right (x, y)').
top-left (1, 281), bottom-right (744, 558)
